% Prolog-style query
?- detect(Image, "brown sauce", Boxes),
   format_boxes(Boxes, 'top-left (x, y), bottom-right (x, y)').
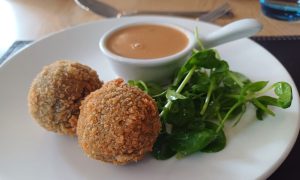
top-left (106, 24), bottom-right (188, 59)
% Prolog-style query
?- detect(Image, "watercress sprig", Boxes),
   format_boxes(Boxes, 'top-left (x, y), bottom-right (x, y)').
top-left (129, 45), bottom-right (293, 160)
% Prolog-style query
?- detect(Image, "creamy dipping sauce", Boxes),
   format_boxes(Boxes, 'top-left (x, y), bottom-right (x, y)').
top-left (106, 24), bottom-right (188, 59)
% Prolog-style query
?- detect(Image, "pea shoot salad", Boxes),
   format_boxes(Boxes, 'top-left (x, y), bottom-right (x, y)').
top-left (128, 42), bottom-right (293, 160)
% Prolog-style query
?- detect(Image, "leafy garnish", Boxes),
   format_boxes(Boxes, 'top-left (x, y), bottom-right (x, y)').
top-left (128, 38), bottom-right (293, 160)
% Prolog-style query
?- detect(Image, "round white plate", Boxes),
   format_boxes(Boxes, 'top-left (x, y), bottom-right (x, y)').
top-left (0, 16), bottom-right (299, 180)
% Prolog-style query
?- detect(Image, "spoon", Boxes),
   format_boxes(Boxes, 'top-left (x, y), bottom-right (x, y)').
top-left (201, 18), bottom-right (263, 49)
top-left (75, 0), bottom-right (233, 19)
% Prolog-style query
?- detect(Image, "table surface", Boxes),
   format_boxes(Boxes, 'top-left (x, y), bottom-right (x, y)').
top-left (1, 0), bottom-right (300, 48)
top-left (0, 0), bottom-right (299, 179)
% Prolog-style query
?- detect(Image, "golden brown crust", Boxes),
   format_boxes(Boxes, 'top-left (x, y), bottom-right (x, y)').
top-left (77, 78), bottom-right (161, 165)
top-left (28, 60), bottom-right (103, 135)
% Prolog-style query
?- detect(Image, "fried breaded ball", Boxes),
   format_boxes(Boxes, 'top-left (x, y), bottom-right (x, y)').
top-left (28, 60), bottom-right (102, 135)
top-left (77, 78), bottom-right (161, 165)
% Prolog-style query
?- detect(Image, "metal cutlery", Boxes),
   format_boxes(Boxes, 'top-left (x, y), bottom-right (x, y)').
top-left (197, 3), bottom-right (232, 22)
top-left (75, 0), bottom-right (233, 21)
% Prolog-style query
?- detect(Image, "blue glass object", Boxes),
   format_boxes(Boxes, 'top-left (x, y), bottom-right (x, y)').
top-left (260, 0), bottom-right (300, 21)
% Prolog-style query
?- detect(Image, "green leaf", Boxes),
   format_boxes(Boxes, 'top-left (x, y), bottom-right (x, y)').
top-left (128, 80), bottom-right (149, 93)
top-left (189, 71), bottom-right (210, 93)
top-left (200, 76), bottom-right (217, 115)
top-left (252, 98), bottom-right (275, 116)
top-left (147, 82), bottom-right (165, 96)
top-left (273, 82), bottom-right (293, 108)
top-left (242, 81), bottom-right (269, 94)
top-left (224, 71), bottom-right (251, 88)
top-left (128, 80), bottom-right (166, 97)
top-left (214, 93), bottom-right (242, 120)
top-left (153, 95), bottom-right (167, 113)
top-left (188, 49), bottom-right (221, 69)
top-left (186, 120), bottom-right (206, 132)
top-left (232, 104), bottom-right (247, 126)
top-left (171, 129), bottom-right (217, 158)
top-left (172, 119), bottom-right (206, 133)
top-left (165, 98), bottom-right (195, 127)
top-left (254, 95), bottom-right (289, 120)
top-left (208, 61), bottom-right (229, 88)
top-left (152, 133), bottom-right (176, 160)
top-left (166, 89), bottom-right (187, 101)
top-left (256, 108), bottom-right (265, 120)
top-left (256, 96), bottom-right (278, 106)
top-left (201, 122), bottom-right (226, 152)
top-left (173, 49), bottom-right (222, 86)
top-left (214, 60), bottom-right (229, 73)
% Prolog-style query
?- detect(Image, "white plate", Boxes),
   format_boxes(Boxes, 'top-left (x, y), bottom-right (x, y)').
top-left (0, 16), bottom-right (299, 180)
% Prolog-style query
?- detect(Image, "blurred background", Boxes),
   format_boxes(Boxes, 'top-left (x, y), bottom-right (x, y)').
top-left (0, 0), bottom-right (299, 44)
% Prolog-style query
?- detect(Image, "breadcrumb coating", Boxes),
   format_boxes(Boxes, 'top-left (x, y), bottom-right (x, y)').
top-left (28, 60), bottom-right (102, 135)
top-left (77, 78), bottom-right (161, 165)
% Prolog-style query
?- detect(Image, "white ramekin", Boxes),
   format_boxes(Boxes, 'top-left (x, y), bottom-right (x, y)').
top-left (99, 22), bottom-right (196, 84)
